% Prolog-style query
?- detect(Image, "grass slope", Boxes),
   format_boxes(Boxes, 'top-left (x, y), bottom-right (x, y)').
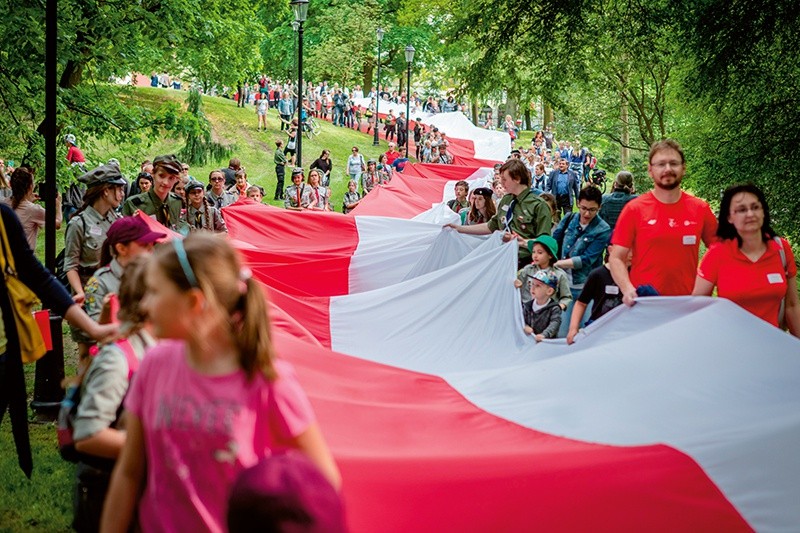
top-left (100, 87), bottom-right (391, 208)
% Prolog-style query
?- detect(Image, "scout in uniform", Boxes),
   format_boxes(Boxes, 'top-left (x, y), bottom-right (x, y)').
top-left (274, 139), bottom-right (288, 200)
top-left (122, 154), bottom-right (188, 233)
top-left (207, 169), bottom-right (238, 209)
top-left (284, 167), bottom-right (309, 210)
top-left (64, 163), bottom-right (126, 365)
top-left (185, 180), bottom-right (227, 232)
top-left (83, 216), bottom-right (165, 324)
top-left (361, 160), bottom-right (381, 195)
top-left (451, 158), bottom-right (552, 268)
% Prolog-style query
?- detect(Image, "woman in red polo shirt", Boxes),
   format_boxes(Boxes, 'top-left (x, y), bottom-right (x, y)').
top-left (693, 184), bottom-right (799, 337)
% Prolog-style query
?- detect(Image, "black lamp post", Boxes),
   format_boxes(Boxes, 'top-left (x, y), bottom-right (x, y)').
top-left (404, 44), bottom-right (415, 155)
top-left (373, 27), bottom-right (384, 146)
top-left (290, 0), bottom-right (308, 166)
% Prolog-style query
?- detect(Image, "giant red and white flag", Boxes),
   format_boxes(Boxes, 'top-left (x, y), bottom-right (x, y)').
top-left (223, 201), bottom-right (800, 532)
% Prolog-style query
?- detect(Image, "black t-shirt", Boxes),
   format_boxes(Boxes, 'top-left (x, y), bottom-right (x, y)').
top-left (578, 264), bottom-right (623, 323)
top-left (221, 168), bottom-right (237, 188)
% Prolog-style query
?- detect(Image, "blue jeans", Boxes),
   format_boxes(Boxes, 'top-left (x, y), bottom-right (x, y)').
top-left (558, 287), bottom-right (593, 338)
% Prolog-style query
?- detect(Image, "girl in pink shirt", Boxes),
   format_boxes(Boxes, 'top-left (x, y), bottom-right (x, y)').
top-left (101, 234), bottom-right (341, 533)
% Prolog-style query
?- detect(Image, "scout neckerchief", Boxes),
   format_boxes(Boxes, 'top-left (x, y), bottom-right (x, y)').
top-left (158, 202), bottom-right (170, 227)
top-left (194, 207), bottom-right (203, 229)
top-left (504, 197), bottom-right (517, 232)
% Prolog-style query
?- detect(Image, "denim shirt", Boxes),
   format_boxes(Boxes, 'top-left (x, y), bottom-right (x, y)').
top-left (552, 213), bottom-right (611, 288)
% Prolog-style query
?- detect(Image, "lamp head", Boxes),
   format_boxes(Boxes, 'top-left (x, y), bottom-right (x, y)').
top-left (376, 27), bottom-right (384, 42)
top-left (290, 0), bottom-right (308, 22)
top-left (404, 44), bottom-right (415, 63)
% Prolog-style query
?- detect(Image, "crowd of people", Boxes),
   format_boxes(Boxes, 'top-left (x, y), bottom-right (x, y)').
top-left (0, 150), bottom-right (345, 531)
top-left (1, 79), bottom-right (798, 532)
top-left (451, 139), bottom-right (799, 345)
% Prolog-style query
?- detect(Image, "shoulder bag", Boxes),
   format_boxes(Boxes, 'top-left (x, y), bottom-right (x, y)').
top-left (0, 214), bottom-right (47, 363)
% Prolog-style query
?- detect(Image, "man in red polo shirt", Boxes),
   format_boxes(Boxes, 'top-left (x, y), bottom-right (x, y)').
top-left (609, 139), bottom-right (717, 305)
top-left (384, 142), bottom-right (400, 166)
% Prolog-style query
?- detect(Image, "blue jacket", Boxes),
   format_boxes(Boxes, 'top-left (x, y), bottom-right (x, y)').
top-left (552, 213), bottom-right (611, 288)
top-left (278, 97), bottom-right (294, 115)
top-left (546, 168), bottom-right (580, 205)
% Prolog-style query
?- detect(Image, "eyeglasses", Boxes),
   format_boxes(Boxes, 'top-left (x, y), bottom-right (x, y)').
top-left (651, 160), bottom-right (683, 169)
top-left (210, 177), bottom-right (224, 182)
top-left (732, 205), bottom-right (763, 215)
top-left (578, 205), bottom-right (599, 214)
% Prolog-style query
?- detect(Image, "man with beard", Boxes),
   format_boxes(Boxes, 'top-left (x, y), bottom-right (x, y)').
top-left (609, 139), bottom-right (717, 305)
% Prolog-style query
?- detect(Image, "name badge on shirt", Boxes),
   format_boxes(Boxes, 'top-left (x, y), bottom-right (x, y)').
top-left (767, 273), bottom-right (783, 284)
top-left (89, 226), bottom-right (103, 236)
top-left (605, 285), bottom-right (620, 295)
top-left (682, 235), bottom-right (697, 245)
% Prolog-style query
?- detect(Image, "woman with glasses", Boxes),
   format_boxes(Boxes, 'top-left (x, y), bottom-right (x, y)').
top-left (206, 170), bottom-right (237, 209)
top-left (346, 147), bottom-right (366, 185)
top-left (302, 169), bottom-right (331, 211)
top-left (693, 184), bottom-right (799, 337)
top-left (551, 185), bottom-right (611, 337)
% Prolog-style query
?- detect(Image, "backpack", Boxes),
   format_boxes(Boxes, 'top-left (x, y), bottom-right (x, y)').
top-left (57, 338), bottom-right (139, 465)
top-left (54, 213), bottom-right (85, 288)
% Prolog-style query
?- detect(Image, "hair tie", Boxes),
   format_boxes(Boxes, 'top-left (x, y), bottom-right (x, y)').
top-left (172, 238), bottom-right (199, 289)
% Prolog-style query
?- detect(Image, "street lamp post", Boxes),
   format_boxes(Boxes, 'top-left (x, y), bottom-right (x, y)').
top-left (404, 44), bottom-right (415, 156)
top-left (373, 27), bottom-right (384, 147)
top-left (290, 0), bottom-right (308, 166)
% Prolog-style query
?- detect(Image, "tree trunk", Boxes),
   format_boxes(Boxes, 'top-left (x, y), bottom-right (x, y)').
top-left (471, 100), bottom-right (479, 125)
top-left (363, 63), bottom-right (374, 93)
top-left (543, 103), bottom-right (554, 128)
top-left (506, 97), bottom-right (518, 122)
top-left (620, 93), bottom-right (630, 167)
top-left (524, 108), bottom-right (532, 131)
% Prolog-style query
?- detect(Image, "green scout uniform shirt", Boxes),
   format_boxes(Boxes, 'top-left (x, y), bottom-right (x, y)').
top-left (63, 205), bottom-right (120, 280)
top-left (275, 149), bottom-right (288, 166)
top-left (123, 189), bottom-right (187, 232)
top-left (487, 187), bottom-right (552, 261)
top-left (83, 257), bottom-right (124, 322)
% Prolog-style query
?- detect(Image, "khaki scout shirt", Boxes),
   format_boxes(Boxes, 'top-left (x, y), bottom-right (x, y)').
top-left (487, 187), bottom-right (552, 260)
top-left (63, 205), bottom-right (120, 277)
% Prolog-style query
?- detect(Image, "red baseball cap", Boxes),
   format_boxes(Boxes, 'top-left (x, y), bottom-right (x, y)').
top-left (105, 216), bottom-right (166, 246)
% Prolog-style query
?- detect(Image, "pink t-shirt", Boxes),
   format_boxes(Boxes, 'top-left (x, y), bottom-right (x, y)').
top-left (2, 198), bottom-right (45, 250)
top-left (125, 341), bottom-right (315, 533)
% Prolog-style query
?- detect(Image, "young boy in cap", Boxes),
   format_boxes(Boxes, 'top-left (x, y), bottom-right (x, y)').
top-left (523, 270), bottom-right (562, 342)
top-left (122, 154), bottom-right (188, 233)
top-left (186, 180), bottom-right (227, 233)
top-left (514, 234), bottom-right (572, 309)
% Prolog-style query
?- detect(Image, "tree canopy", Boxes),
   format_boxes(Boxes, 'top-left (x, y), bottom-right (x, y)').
top-left (1, 0), bottom-right (797, 245)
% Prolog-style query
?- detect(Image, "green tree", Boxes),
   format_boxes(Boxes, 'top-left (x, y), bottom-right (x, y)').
top-left (673, 0), bottom-right (800, 248)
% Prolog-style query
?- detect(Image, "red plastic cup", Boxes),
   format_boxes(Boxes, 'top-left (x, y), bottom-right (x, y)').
top-left (33, 310), bottom-right (52, 351)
